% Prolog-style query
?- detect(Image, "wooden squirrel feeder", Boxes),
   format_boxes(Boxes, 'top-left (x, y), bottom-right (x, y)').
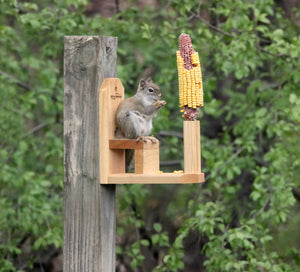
top-left (99, 33), bottom-right (204, 184)
top-left (99, 77), bottom-right (204, 184)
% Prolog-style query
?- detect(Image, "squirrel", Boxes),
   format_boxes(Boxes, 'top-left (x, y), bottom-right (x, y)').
top-left (115, 78), bottom-right (166, 141)
top-left (115, 78), bottom-right (166, 170)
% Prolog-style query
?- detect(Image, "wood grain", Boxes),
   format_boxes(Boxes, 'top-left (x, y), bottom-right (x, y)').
top-left (64, 36), bottom-right (117, 271)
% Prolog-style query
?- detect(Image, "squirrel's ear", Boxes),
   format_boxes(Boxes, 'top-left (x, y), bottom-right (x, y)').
top-left (139, 79), bottom-right (146, 89)
top-left (146, 77), bottom-right (153, 83)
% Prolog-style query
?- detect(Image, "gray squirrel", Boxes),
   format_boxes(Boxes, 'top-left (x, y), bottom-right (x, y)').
top-left (115, 78), bottom-right (166, 141)
top-left (115, 78), bottom-right (166, 170)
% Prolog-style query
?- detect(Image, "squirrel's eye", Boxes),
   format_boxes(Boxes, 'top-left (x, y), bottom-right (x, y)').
top-left (148, 88), bottom-right (154, 93)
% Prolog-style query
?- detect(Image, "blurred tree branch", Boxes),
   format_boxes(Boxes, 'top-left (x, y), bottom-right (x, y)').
top-left (0, 70), bottom-right (31, 91)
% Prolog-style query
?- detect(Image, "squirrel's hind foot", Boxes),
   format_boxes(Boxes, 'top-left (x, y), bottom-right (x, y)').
top-left (136, 136), bottom-right (157, 144)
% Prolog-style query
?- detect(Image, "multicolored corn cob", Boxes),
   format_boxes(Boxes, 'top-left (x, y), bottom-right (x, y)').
top-left (176, 34), bottom-right (203, 120)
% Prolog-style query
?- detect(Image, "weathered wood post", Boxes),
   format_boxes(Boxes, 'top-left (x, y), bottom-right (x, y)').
top-left (64, 36), bottom-right (117, 271)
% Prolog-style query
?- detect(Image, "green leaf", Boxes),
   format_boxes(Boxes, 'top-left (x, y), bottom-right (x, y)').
top-left (273, 29), bottom-right (284, 37)
top-left (289, 93), bottom-right (297, 104)
top-left (256, 107), bottom-right (267, 118)
top-left (152, 234), bottom-right (160, 245)
top-left (140, 239), bottom-right (150, 247)
top-left (153, 223), bottom-right (162, 233)
top-left (258, 13), bottom-right (270, 24)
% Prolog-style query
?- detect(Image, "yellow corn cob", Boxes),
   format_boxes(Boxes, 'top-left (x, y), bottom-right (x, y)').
top-left (176, 51), bottom-right (203, 109)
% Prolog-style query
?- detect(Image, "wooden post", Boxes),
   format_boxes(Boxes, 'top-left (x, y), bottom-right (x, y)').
top-left (135, 143), bottom-right (160, 174)
top-left (183, 121), bottom-right (202, 173)
top-left (64, 36), bottom-right (117, 271)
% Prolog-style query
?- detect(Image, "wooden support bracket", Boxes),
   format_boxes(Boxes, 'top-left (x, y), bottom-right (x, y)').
top-left (99, 78), bottom-right (205, 184)
top-left (109, 139), bottom-right (160, 174)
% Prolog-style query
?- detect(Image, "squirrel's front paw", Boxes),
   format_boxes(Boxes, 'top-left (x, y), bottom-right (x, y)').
top-left (155, 100), bottom-right (166, 107)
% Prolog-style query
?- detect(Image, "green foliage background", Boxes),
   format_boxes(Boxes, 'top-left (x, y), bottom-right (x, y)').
top-left (0, 0), bottom-right (299, 271)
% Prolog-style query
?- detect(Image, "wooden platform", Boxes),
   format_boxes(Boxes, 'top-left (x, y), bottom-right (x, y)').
top-left (108, 173), bottom-right (205, 184)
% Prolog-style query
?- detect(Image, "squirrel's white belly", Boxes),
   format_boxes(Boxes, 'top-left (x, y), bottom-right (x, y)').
top-left (132, 111), bottom-right (153, 136)
top-left (142, 119), bottom-right (153, 135)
